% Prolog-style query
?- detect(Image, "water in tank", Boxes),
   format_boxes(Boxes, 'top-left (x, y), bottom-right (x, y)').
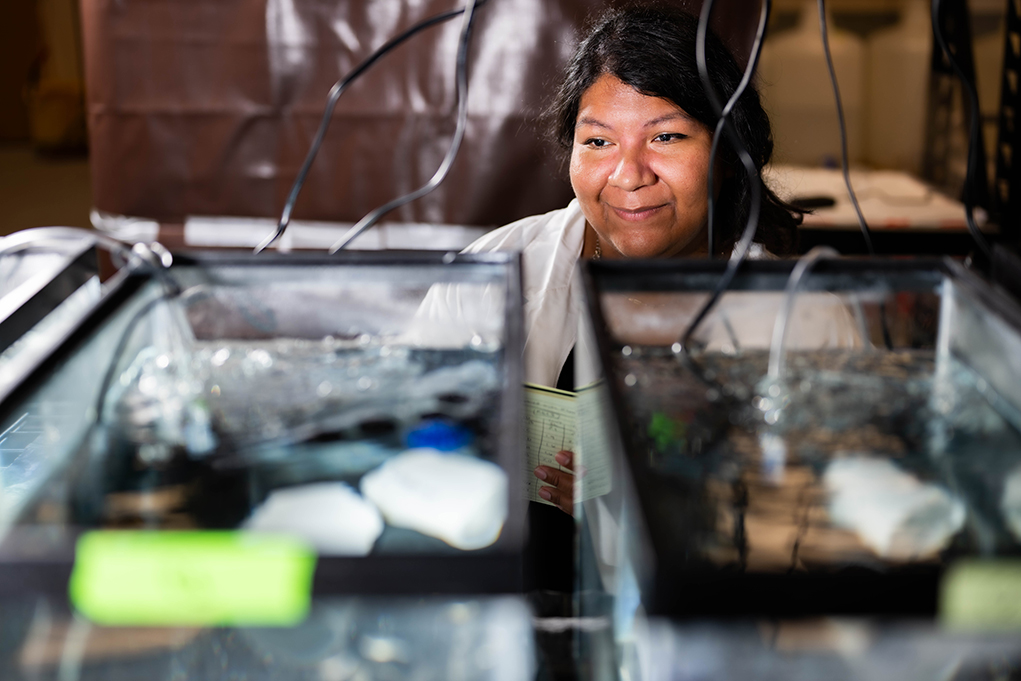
top-left (0, 251), bottom-right (525, 571)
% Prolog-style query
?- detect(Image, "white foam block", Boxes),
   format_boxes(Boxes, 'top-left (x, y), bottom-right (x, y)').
top-left (360, 448), bottom-right (508, 550)
top-left (824, 457), bottom-right (965, 560)
top-left (244, 482), bottom-right (384, 556)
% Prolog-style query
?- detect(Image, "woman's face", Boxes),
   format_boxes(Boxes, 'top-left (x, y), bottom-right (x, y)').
top-left (570, 74), bottom-right (714, 259)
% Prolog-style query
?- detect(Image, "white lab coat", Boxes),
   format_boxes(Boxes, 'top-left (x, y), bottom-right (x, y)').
top-left (410, 199), bottom-right (861, 388)
top-left (460, 199), bottom-right (589, 388)
top-left (404, 200), bottom-right (588, 387)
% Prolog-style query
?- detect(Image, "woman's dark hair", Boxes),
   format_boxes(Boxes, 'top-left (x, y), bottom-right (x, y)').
top-left (548, 3), bottom-right (800, 256)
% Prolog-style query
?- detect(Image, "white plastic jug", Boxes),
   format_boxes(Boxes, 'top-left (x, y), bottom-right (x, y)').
top-left (866, 0), bottom-right (932, 173)
top-left (758, 0), bottom-right (865, 166)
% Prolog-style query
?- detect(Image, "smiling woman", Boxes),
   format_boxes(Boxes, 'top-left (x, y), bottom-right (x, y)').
top-left (549, 2), bottom-right (801, 261)
top-left (570, 73), bottom-right (717, 259)
top-left (458, 3), bottom-right (800, 392)
top-left (416, 2), bottom-right (803, 593)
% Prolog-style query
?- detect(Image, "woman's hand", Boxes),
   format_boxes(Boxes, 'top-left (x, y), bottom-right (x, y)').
top-left (534, 450), bottom-right (576, 516)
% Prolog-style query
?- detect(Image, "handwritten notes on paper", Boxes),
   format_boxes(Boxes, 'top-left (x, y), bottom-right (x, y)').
top-left (524, 383), bottom-right (612, 506)
top-left (524, 384), bottom-right (577, 506)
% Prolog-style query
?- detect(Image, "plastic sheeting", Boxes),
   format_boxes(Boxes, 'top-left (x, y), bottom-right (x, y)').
top-left (80, 0), bottom-right (762, 228)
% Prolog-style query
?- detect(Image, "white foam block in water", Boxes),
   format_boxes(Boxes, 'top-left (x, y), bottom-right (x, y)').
top-left (360, 448), bottom-right (508, 550)
top-left (824, 457), bottom-right (965, 560)
top-left (244, 482), bottom-right (384, 555)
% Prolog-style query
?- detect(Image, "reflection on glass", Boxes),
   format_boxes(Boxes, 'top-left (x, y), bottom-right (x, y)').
top-left (613, 343), bottom-right (1021, 570)
top-left (580, 261), bottom-right (1021, 627)
top-left (0, 261), bottom-right (517, 557)
top-left (6, 596), bottom-right (533, 681)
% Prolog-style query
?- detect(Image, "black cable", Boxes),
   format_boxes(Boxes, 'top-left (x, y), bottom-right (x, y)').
top-left (702, 0), bottom-right (770, 260)
top-left (254, 3), bottom-right (484, 254)
top-left (329, 0), bottom-right (482, 253)
top-left (931, 0), bottom-right (993, 260)
top-left (817, 0), bottom-right (874, 256)
top-left (679, 0), bottom-right (770, 353)
top-left (706, 123), bottom-right (725, 261)
top-left (817, 0), bottom-right (897, 349)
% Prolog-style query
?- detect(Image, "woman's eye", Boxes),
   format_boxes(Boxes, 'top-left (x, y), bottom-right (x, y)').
top-left (654, 133), bottom-right (686, 143)
top-left (583, 138), bottom-right (609, 148)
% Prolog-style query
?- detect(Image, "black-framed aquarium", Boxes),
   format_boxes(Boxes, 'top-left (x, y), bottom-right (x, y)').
top-left (0, 250), bottom-right (526, 599)
top-left (575, 256), bottom-right (1021, 623)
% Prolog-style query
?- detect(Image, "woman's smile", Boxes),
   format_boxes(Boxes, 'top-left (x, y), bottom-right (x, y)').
top-left (609, 203), bottom-right (669, 221)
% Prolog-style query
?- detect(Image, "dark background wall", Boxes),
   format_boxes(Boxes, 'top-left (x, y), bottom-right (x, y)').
top-left (0, 3), bottom-right (42, 142)
top-left (79, 0), bottom-right (766, 228)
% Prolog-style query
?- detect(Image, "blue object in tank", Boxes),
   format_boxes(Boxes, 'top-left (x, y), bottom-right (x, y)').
top-left (406, 420), bottom-right (473, 451)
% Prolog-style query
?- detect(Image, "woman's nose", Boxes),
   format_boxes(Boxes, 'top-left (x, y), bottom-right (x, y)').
top-left (608, 147), bottom-right (655, 191)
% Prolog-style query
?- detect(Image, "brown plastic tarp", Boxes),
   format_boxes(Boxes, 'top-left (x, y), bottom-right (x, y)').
top-left (81, 0), bottom-right (762, 229)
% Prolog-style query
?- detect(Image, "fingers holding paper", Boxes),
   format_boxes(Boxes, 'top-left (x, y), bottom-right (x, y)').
top-left (534, 450), bottom-right (577, 516)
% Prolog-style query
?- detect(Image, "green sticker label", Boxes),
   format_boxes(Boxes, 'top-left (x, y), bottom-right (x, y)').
top-left (69, 531), bottom-right (317, 627)
top-left (941, 560), bottom-right (1021, 630)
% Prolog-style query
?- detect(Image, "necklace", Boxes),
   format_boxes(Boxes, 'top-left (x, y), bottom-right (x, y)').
top-left (593, 234), bottom-right (602, 260)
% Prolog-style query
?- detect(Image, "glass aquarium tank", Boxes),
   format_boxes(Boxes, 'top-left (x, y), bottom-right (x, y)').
top-left (0, 239), bottom-right (100, 392)
top-left (0, 238), bottom-right (97, 353)
top-left (633, 617), bottom-right (1021, 681)
top-left (0, 593), bottom-right (534, 681)
top-left (574, 256), bottom-right (1021, 638)
top-left (0, 248), bottom-right (537, 680)
top-left (0, 250), bottom-right (525, 594)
